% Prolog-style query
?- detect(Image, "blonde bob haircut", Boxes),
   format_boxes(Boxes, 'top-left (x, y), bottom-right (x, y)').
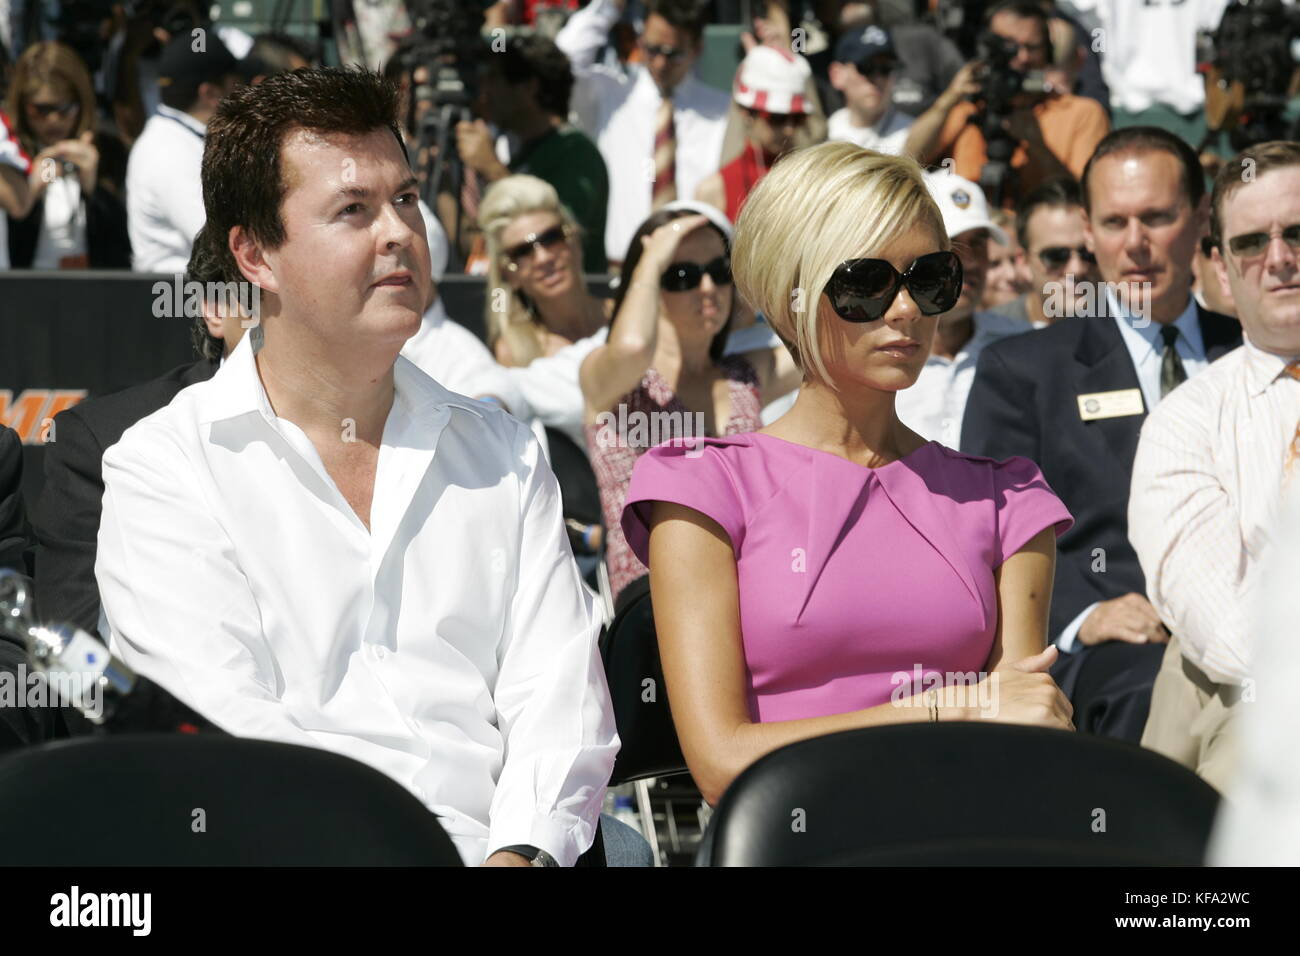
top-left (478, 174), bottom-right (583, 367)
top-left (731, 141), bottom-right (949, 388)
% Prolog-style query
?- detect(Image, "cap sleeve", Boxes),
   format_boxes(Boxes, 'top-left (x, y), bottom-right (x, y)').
top-left (992, 455), bottom-right (1073, 566)
top-left (621, 439), bottom-right (745, 566)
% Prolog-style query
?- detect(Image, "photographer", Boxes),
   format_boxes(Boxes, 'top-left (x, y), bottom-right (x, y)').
top-left (454, 35), bottom-right (608, 274)
top-left (904, 0), bottom-right (1108, 207)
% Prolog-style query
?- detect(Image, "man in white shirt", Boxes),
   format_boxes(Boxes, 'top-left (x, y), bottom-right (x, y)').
top-left (96, 68), bottom-right (618, 867)
top-left (825, 25), bottom-right (913, 156)
top-left (126, 34), bottom-right (241, 273)
top-left (896, 172), bottom-right (1030, 448)
top-left (556, 0), bottom-right (730, 265)
top-left (1130, 141), bottom-right (1300, 792)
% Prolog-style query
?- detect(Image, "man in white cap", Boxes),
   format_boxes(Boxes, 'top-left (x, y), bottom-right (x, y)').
top-left (894, 171), bottom-right (1033, 449)
top-left (694, 45), bottom-right (813, 224)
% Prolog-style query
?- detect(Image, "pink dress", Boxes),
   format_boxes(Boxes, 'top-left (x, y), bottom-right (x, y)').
top-left (621, 434), bottom-right (1072, 722)
top-left (587, 356), bottom-right (763, 602)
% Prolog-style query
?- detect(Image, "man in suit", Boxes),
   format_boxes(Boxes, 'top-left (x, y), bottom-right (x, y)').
top-left (31, 225), bottom-right (236, 636)
top-left (962, 127), bottom-right (1241, 741)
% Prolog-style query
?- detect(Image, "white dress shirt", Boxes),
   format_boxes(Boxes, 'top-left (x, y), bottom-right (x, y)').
top-left (400, 296), bottom-right (526, 414)
top-left (1210, 484), bottom-right (1300, 865)
top-left (503, 326), bottom-right (609, 449)
top-left (1055, 292), bottom-right (1212, 652)
top-left (126, 104), bottom-right (207, 273)
top-left (96, 333), bottom-right (618, 866)
top-left (557, 0), bottom-right (730, 262)
top-left (1129, 338), bottom-right (1300, 686)
top-left (896, 310), bottom-right (1032, 448)
top-left (826, 106), bottom-right (913, 156)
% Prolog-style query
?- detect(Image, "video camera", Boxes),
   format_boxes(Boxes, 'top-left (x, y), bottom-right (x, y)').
top-left (1205, 0), bottom-right (1300, 150)
top-left (971, 30), bottom-right (1050, 208)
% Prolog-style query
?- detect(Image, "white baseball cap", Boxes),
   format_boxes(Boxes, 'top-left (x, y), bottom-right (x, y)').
top-left (732, 45), bottom-right (814, 115)
top-left (922, 170), bottom-right (1009, 245)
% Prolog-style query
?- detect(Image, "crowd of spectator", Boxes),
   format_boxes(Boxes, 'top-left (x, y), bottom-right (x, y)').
top-left (1, 0), bottom-right (1299, 866)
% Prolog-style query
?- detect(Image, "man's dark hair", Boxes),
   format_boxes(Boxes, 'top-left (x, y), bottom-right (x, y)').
top-left (645, 0), bottom-right (709, 41)
top-left (201, 67), bottom-right (405, 264)
top-left (984, 0), bottom-right (1051, 48)
top-left (249, 32), bottom-right (318, 73)
top-left (498, 35), bottom-right (574, 119)
top-left (1210, 140), bottom-right (1300, 246)
top-left (186, 224), bottom-right (238, 361)
top-left (1015, 177), bottom-right (1083, 249)
top-left (1080, 126), bottom-right (1205, 214)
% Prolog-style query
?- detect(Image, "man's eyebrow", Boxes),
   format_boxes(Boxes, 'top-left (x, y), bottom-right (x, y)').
top-left (334, 176), bottom-right (420, 200)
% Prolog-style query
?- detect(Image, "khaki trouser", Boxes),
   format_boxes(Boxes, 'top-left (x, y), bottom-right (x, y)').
top-left (1140, 635), bottom-right (1242, 795)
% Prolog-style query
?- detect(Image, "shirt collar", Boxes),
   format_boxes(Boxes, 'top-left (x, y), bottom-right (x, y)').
top-left (154, 103), bottom-right (207, 139)
top-left (195, 328), bottom-right (488, 427)
top-left (1107, 288), bottom-right (1204, 359)
top-left (1242, 336), bottom-right (1300, 397)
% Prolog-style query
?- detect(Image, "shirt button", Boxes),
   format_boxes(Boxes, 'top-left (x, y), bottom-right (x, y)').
top-left (373, 645), bottom-right (386, 660)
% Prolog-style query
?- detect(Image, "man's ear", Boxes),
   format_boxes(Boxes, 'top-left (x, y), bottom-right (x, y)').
top-left (828, 61), bottom-right (845, 91)
top-left (1210, 245), bottom-right (1235, 307)
top-left (229, 224), bottom-right (279, 297)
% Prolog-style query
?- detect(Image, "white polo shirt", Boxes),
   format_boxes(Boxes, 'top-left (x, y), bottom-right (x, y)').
top-left (126, 104), bottom-right (207, 273)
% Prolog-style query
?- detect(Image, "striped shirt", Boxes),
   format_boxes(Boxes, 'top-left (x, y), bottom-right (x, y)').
top-left (1129, 338), bottom-right (1300, 685)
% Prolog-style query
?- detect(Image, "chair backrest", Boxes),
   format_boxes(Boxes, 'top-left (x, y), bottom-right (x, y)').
top-left (598, 585), bottom-right (687, 785)
top-left (544, 426), bottom-right (602, 528)
top-left (696, 723), bottom-right (1221, 866)
top-left (0, 735), bottom-right (463, 865)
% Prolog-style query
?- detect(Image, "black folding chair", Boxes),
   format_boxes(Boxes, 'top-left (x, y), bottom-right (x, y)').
top-left (0, 735), bottom-right (463, 865)
top-left (599, 580), bottom-right (694, 863)
top-left (696, 722), bottom-right (1221, 866)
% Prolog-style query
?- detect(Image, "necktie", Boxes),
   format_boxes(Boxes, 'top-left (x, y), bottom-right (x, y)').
top-left (1285, 360), bottom-right (1300, 478)
top-left (652, 97), bottom-right (677, 210)
top-left (1159, 325), bottom-right (1187, 399)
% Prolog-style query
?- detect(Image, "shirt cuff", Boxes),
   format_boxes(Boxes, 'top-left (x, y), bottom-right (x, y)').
top-left (1055, 602), bottom-right (1098, 654)
top-left (487, 810), bottom-right (594, 868)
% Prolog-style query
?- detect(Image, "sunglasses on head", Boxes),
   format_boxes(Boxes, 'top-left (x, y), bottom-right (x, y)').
top-left (29, 101), bottom-right (77, 118)
top-left (825, 251), bottom-right (963, 322)
top-left (504, 224), bottom-right (569, 265)
top-left (1038, 245), bottom-right (1097, 268)
top-left (1226, 224), bottom-right (1300, 258)
top-left (660, 256), bottom-right (732, 292)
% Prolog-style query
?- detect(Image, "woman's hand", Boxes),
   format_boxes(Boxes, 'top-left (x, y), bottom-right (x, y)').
top-left (636, 214), bottom-right (711, 278)
top-left (979, 646), bottom-right (1075, 731)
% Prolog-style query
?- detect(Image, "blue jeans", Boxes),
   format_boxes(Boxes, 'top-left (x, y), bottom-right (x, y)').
top-left (600, 812), bottom-right (655, 866)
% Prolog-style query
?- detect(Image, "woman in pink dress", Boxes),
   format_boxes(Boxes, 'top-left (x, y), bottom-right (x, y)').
top-left (621, 143), bottom-right (1076, 806)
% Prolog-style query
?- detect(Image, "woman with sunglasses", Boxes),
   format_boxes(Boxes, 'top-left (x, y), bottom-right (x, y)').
top-left (620, 143), bottom-right (1075, 806)
top-left (479, 175), bottom-right (609, 368)
top-left (2, 42), bottom-right (130, 269)
top-left (582, 205), bottom-right (801, 607)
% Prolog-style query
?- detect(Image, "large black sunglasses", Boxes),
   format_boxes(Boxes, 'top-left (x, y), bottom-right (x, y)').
top-left (1227, 224), bottom-right (1300, 258)
top-left (824, 250), bottom-right (963, 322)
top-left (660, 256), bottom-right (732, 292)
top-left (1038, 245), bottom-right (1097, 269)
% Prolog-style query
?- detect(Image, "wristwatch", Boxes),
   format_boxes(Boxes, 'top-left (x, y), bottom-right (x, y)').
top-left (495, 844), bottom-right (559, 867)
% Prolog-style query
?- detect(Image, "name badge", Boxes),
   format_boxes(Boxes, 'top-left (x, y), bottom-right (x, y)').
top-left (1077, 388), bottom-right (1145, 421)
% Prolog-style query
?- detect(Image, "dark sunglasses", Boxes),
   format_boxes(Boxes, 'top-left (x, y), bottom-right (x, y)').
top-left (825, 251), bottom-right (963, 322)
top-left (856, 58), bottom-right (897, 81)
top-left (1227, 224), bottom-right (1300, 258)
top-left (642, 42), bottom-right (688, 63)
top-left (1038, 245), bottom-right (1097, 268)
top-left (28, 101), bottom-right (78, 118)
top-left (752, 109), bottom-right (808, 127)
top-left (660, 256), bottom-right (732, 292)
top-left (504, 224), bottom-right (569, 264)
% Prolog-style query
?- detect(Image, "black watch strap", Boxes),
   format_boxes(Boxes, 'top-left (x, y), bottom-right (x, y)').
top-left (494, 844), bottom-right (559, 867)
